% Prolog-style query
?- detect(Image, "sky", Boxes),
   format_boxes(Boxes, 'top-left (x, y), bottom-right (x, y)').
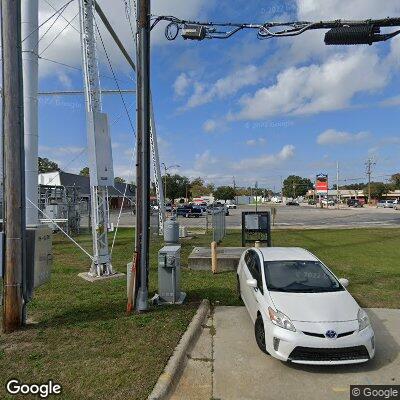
top-left (35, 0), bottom-right (400, 190)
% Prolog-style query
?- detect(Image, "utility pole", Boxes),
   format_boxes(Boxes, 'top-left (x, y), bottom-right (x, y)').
top-left (365, 158), bottom-right (376, 204)
top-left (22, 0), bottom-right (38, 227)
top-left (2, 0), bottom-right (26, 333)
top-left (336, 161), bottom-right (341, 208)
top-left (135, 0), bottom-right (151, 312)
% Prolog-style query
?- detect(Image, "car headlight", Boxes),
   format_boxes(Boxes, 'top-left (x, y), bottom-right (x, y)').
top-left (358, 308), bottom-right (370, 331)
top-left (268, 307), bottom-right (296, 332)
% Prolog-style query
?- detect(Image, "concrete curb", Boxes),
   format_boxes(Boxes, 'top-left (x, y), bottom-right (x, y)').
top-left (148, 299), bottom-right (211, 400)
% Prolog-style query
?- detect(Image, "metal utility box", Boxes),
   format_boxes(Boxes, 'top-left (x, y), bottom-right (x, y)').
top-left (88, 111), bottom-right (114, 187)
top-left (158, 245), bottom-right (186, 304)
top-left (26, 225), bottom-right (53, 300)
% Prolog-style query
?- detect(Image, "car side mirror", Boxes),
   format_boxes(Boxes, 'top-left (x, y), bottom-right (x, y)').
top-left (339, 278), bottom-right (349, 288)
top-left (246, 278), bottom-right (258, 288)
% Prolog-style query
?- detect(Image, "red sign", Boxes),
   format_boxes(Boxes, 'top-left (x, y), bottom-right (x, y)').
top-left (316, 175), bottom-right (328, 193)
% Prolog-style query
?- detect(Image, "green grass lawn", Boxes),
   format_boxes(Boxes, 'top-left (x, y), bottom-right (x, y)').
top-left (0, 227), bottom-right (399, 399)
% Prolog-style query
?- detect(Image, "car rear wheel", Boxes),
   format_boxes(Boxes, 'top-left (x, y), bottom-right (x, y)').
top-left (255, 315), bottom-right (269, 354)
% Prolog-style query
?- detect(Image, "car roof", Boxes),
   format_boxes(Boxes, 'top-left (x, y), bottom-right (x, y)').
top-left (258, 247), bottom-right (318, 262)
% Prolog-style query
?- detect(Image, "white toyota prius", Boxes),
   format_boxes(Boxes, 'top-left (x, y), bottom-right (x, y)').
top-left (237, 247), bottom-right (375, 365)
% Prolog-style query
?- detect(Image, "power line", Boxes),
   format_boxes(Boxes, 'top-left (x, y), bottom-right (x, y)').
top-left (37, 54), bottom-right (134, 84)
top-left (23, 0), bottom-right (75, 43)
top-left (93, 16), bottom-right (136, 135)
top-left (42, 0), bottom-right (80, 34)
top-left (37, 0), bottom-right (73, 46)
top-left (150, 15), bottom-right (400, 43)
top-left (40, 11), bottom-right (80, 56)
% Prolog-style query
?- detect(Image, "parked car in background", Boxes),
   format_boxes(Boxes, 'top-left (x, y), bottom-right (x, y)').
top-left (286, 201), bottom-right (300, 206)
top-left (271, 196), bottom-right (283, 203)
top-left (226, 203), bottom-right (237, 209)
top-left (347, 199), bottom-right (363, 208)
top-left (322, 199), bottom-right (335, 206)
top-left (176, 205), bottom-right (203, 218)
top-left (237, 247), bottom-right (375, 364)
top-left (377, 200), bottom-right (395, 208)
top-left (165, 203), bottom-right (173, 212)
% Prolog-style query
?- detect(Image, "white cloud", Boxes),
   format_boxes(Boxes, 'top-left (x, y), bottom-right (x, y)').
top-left (233, 145), bottom-right (295, 171)
top-left (232, 50), bottom-right (387, 120)
top-left (185, 65), bottom-right (261, 109)
top-left (203, 119), bottom-right (218, 133)
top-left (246, 138), bottom-right (267, 146)
top-left (297, 0), bottom-right (400, 20)
top-left (37, 0), bottom-right (214, 79)
top-left (173, 73), bottom-right (191, 96)
top-left (194, 150), bottom-right (217, 171)
top-left (317, 129), bottom-right (370, 145)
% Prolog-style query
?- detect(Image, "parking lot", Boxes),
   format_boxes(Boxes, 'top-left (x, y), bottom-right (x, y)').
top-left (93, 204), bottom-right (400, 230)
top-left (170, 306), bottom-right (400, 400)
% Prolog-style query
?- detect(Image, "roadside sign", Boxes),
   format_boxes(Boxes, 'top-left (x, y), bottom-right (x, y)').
top-left (316, 174), bottom-right (329, 194)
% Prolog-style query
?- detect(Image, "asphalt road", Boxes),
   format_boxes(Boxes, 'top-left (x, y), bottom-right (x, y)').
top-left (92, 204), bottom-right (400, 230)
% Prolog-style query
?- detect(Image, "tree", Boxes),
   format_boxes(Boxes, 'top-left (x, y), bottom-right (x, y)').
top-left (369, 182), bottom-right (389, 200)
top-left (163, 174), bottom-right (190, 203)
top-left (115, 176), bottom-right (126, 184)
top-left (38, 157), bottom-right (60, 173)
top-left (341, 183), bottom-right (366, 190)
top-left (214, 186), bottom-right (236, 201)
top-left (80, 167), bottom-right (90, 176)
top-left (282, 175), bottom-right (313, 198)
top-left (390, 173), bottom-right (400, 189)
top-left (190, 177), bottom-right (212, 198)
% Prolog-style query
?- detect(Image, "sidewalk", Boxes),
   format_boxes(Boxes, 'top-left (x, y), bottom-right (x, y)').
top-left (168, 306), bottom-right (400, 400)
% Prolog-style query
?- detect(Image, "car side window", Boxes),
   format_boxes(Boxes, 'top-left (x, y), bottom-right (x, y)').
top-left (246, 251), bottom-right (263, 294)
top-left (244, 251), bottom-right (254, 272)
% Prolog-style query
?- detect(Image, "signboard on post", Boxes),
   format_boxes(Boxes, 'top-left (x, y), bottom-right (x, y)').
top-left (241, 211), bottom-right (272, 247)
top-left (315, 174), bottom-right (328, 194)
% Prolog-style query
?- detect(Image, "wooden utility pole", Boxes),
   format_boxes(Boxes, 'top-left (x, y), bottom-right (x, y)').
top-left (2, 0), bottom-right (26, 333)
top-left (135, 0), bottom-right (151, 311)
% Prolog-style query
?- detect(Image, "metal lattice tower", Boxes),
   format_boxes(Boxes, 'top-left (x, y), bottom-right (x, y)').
top-left (79, 0), bottom-right (113, 276)
top-left (150, 100), bottom-right (165, 234)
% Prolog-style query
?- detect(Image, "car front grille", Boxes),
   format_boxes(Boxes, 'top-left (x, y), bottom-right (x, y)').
top-left (302, 330), bottom-right (355, 339)
top-left (289, 346), bottom-right (369, 362)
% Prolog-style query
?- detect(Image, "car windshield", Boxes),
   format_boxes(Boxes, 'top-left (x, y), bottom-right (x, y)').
top-left (264, 260), bottom-right (344, 293)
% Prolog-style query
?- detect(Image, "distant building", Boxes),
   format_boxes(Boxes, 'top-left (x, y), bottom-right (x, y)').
top-left (38, 171), bottom-right (135, 210)
top-left (306, 189), bottom-right (400, 203)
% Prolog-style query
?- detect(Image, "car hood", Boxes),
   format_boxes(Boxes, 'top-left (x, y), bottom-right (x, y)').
top-left (268, 290), bottom-right (359, 322)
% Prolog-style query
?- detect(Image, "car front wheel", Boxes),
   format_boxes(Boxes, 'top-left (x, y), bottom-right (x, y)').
top-left (255, 315), bottom-right (269, 354)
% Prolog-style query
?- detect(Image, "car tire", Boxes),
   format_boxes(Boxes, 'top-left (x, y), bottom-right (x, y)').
top-left (255, 315), bottom-right (269, 355)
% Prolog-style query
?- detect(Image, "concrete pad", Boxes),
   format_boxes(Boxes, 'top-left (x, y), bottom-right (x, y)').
top-left (188, 246), bottom-right (244, 271)
top-left (169, 358), bottom-right (212, 400)
top-left (190, 328), bottom-right (212, 360)
top-left (77, 271), bottom-right (125, 282)
top-left (213, 306), bottom-right (400, 400)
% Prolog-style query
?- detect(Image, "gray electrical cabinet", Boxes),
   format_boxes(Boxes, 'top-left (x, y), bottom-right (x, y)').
top-left (88, 111), bottom-right (114, 187)
top-left (26, 225), bottom-right (53, 300)
top-left (158, 245), bottom-right (186, 304)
